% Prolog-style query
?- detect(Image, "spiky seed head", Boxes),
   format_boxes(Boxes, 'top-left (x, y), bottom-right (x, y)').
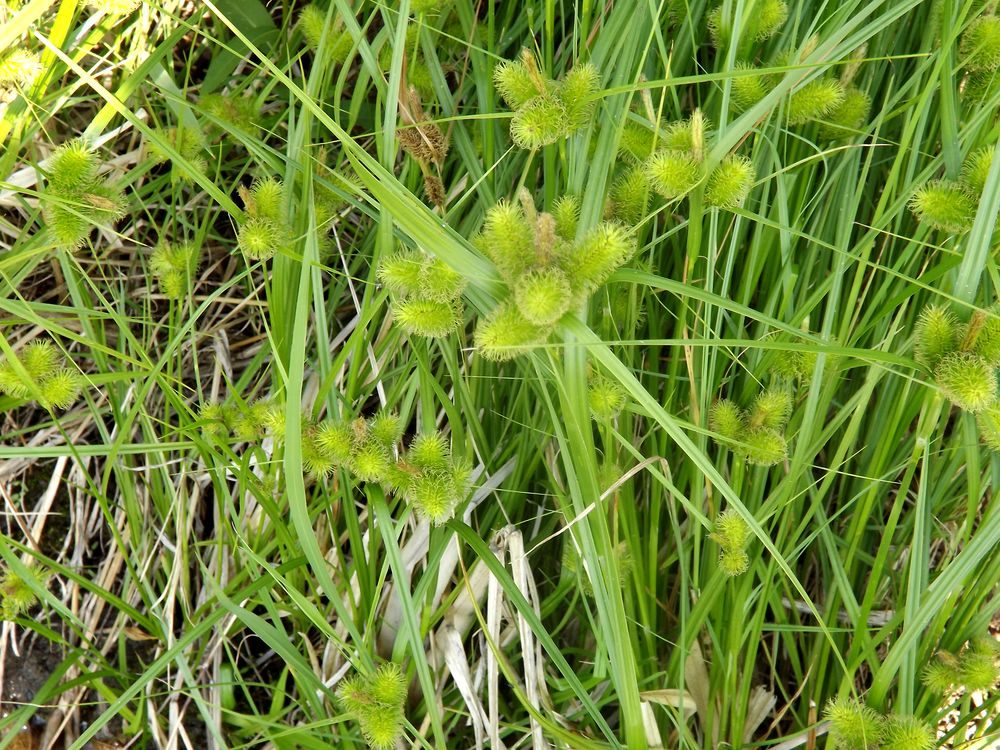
top-left (741, 428), bottom-right (788, 466)
top-left (480, 200), bottom-right (536, 281)
top-left (771, 349), bottom-right (818, 380)
top-left (977, 405), bottom-right (1000, 451)
top-left (661, 117), bottom-right (704, 153)
top-left (968, 307), bottom-right (1000, 364)
top-left (705, 154), bottom-right (754, 209)
top-left (609, 166), bottom-right (651, 224)
top-left (878, 715), bottom-right (934, 750)
top-left (552, 195), bottom-right (580, 240)
top-left (0, 365), bottom-right (28, 398)
top-left (419, 257), bottom-right (466, 302)
top-left (302, 430), bottom-right (339, 476)
top-left (0, 50), bottom-right (42, 88)
top-left (754, 0), bottom-right (788, 40)
top-left (646, 149), bottom-right (702, 198)
top-left (559, 62), bottom-right (600, 129)
top-left (718, 548), bottom-right (750, 576)
top-left (408, 472), bottom-right (459, 523)
top-left (619, 121), bottom-right (656, 163)
top-left (731, 63), bottom-right (771, 112)
top-left (393, 298), bottom-right (463, 337)
top-left (406, 432), bottom-right (450, 472)
top-left (0, 567), bottom-right (49, 621)
top-left (368, 412), bottom-right (403, 448)
top-left (378, 250), bottom-right (425, 298)
top-left (824, 696), bottom-right (884, 750)
top-left (588, 376), bottom-right (627, 421)
top-left (315, 420), bottom-right (354, 462)
top-left (960, 15), bottom-right (1000, 72)
top-left (711, 509), bottom-right (752, 551)
top-left (474, 300), bottom-right (548, 361)
top-left (513, 267), bottom-right (573, 325)
top-left (248, 177), bottom-right (287, 223)
top-left (749, 389), bottom-right (793, 431)
top-left (21, 341), bottom-right (61, 381)
top-left (494, 59), bottom-right (542, 109)
top-left (914, 305), bottom-right (959, 367)
top-left (709, 399), bottom-right (745, 440)
top-left (510, 95), bottom-right (569, 148)
top-left (47, 140), bottom-right (99, 193)
top-left (368, 663), bottom-right (407, 706)
top-left (350, 441), bottom-right (392, 482)
top-left (923, 653), bottom-right (960, 693)
top-left (201, 93), bottom-right (259, 132)
top-left (935, 351), bottom-right (997, 412)
top-left (961, 145), bottom-right (994, 196)
top-left (957, 646), bottom-right (1000, 691)
top-left (297, 3), bottom-right (327, 51)
top-left (786, 78), bottom-right (846, 125)
top-left (38, 369), bottom-right (83, 410)
top-left (564, 222), bottom-right (635, 293)
top-left (818, 87), bottom-right (872, 140)
top-left (237, 217), bottom-right (281, 260)
top-left (909, 180), bottom-right (976, 234)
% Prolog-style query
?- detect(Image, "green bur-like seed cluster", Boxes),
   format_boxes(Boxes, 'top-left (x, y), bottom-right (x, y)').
top-left (824, 697), bottom-right (933, 750)
top-left (909, 146), bottom-right (993, 234)
top-left (0, 340), bottom-right (83, 410)
top-left (709, 388), bottom-right (792, 466)
top-left (386, 432), bottom-right (470, 524)
top-left (337, 663), bottom-right (407, 750)
top-left (588, 374), bottom-right (627, 421)
top-left (378, 250), bottom-right (466, 337)
top-left (235, 177), bottom-right (292, 261)
top-left (913, 305), bottom-right (1000, 442)
top-left (150, 240), bottom-right (201, 299)
top-left (494, 50), bottom-right (600, 149)
top-left (297, 3), bottom-right (353, 64)
top-left (41, 139), bottom-right (127, 250)
top-left (473, 190), bottom-right (634, 361)
top-left (0, 49), bottom-right (42, 91)
top-left (146, 126), bottom-right (208, 182)
top-left (709, 509), bottom-right (752, 576)
top-left (641, 111), bottom-right (755, 209)
top-left (0, 565), bottom-right (51, 621)
top-left (923, 637), bottom-right (1000, 694)
top-left (707, 0), bottom-right (787, 51)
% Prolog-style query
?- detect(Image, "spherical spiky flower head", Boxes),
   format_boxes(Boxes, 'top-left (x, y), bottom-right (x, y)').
top-left (552, 195), bottom-right (580, 240)
top-left (909, 180), bottom-right (976, 234)
top-left (0, 567), bottom-right (50, 621)
top-left (977, 404), bottom-right (1000, 451)
top-left (377, 249), bottom-right (424, 298)
top-left (878, 715), bottom-right (934, 750)
top-left (47, 140), bottom-right (99, 193)
top-left (22, 340), bottom-right (61, 381)
top-left (559, 62), bottom-right (600, 129)
top-left (646, 150), bottom-right (701, 199)
top-left (818, 87), bottom-right (872, 140)
top-left (393, 299), bottom-right (463, 338)
top-left (741, 428), bottom-right (788, 466)
top-left (709, 399), bottom-right (745, 440)
top-left (297, 3), bottom-right (328, 51)
top-left (494, 58), bottom-right (541, 110)
top-left (718, 548), bottom-right (750, 576)
top-left (408, 472), bottom-right (460, 524)
top-left (38, 369), bottom-right (83, 410)
top-left (960, 15), bottom-right (1000, 72)
top-left (513, 267), bottom-right (573, 326)
top-left (609, 166), bottom-right (651, 224)
top-left (748, 389), bottom-right (792, 431)
top-left (350, 441), bottom-right (392, 482)
top-left (824, 696), bottom-right (883, 750)
top-left (754, 0), bottom-right (788, 40)
top-left (237, 217), bottom-right (281, 260)
top-left (368, 662), bottom-right (406, 706)
top-left (302, 430), bottom-right (340, 476)
top-left (315, 420), bottom-right (354, 463)
top-left (406, 432), bottom-right (450, 472)
top-left (705, 154), bottom-right (754, 209)
top-left (922, 652), bottom-right (960, 693)
top-left (588, 376), bottom-right (627, 421)
top-left (771, 349), bottom-right (818, 380)
top-left (337, 663), bottom-right (406, 750)
top-left (474, 300), bottom-right (548, 361)
top-left (479, 200), bottom-right (535, 282)
top-left (913, 305), bottom-right (958, 368)
top-left (564, 222), bottom-right (635, 294)
top-left (961, 145), bottom-right (994, 196)
top-left (711, 509), bottom-right (751, 551)
top-left (0, 49), bottom-right (42, 88)
top-left (510, 95), bottom-right (568, 149)
top-left (968, 307), bottom-right (1000, 364)
top-left (619, 121), bottom-right (656, 163)
top-left (934, 351), bottom-right (997, 412)
top-left (786, 78), bottom-right (846, 125)
top-left (957, 643), bottom-right (1000, 691)
top-left (368, 412), bottom-right (403, 447)
top-left (731, 63), bottom-right (770, 111)
top-left (420, 257), bottom-right (466, 302)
